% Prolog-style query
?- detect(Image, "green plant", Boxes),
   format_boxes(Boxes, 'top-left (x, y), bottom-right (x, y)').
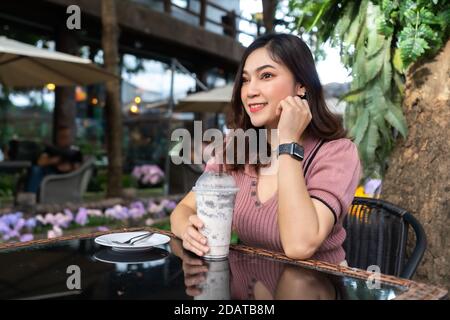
top-left (122, 173), bottom-right (137, 188)
top-left (87, 169), bottom-right (107, 192)
top-left (288, 0), bottom-right (449, 179)
top-left (0, 174), bottom-right (15, 197)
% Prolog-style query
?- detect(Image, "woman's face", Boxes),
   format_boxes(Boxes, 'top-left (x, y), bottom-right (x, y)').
top-left (240, 47), bottom-right (301, 129)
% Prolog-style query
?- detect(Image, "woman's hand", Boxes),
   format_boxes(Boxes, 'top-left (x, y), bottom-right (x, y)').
top-left (181, 215), bottom-right (210, 257)
top-left (182, 254), bottom-right (209, 297)
top-left (169, 237), bottom-right (208, 297)
top-left (276, 95), bottom-right (312, 144)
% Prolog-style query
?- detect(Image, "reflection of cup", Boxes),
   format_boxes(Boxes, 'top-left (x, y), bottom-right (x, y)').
top-left (193, 171), bottom-right (238, 260)
top-left (195, 259), bottom-right (230, 300)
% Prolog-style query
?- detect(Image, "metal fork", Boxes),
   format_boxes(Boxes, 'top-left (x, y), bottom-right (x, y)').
top-left (112, 232), bottom-right (154, 245)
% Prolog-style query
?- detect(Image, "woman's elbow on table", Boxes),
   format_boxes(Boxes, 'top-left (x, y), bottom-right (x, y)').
top-left (283, 243), bottom-right (319, 261)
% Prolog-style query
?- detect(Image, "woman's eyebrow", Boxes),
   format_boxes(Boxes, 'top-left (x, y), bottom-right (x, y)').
top-left (242, 64), bottom-right (276, 75)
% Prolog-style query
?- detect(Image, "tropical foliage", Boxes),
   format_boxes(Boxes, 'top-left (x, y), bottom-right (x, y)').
top-left (287, 0), bottom-right (449, 179)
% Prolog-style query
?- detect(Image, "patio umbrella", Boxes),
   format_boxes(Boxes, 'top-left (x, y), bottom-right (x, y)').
top-left (174, 84), bottom-right (233, 113)
top-left (0, 36), bottom-right (117, 87)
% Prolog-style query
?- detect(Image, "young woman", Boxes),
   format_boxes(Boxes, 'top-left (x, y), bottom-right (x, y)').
top-left (170, 33), bottom-right (362, 265)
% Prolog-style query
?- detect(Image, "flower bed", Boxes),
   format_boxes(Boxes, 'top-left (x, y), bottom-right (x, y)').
top-left (0, 199), bottom-right (178, 244)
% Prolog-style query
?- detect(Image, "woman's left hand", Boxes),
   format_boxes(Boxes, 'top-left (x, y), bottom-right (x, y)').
top-left (276, 95), bottom-right (312, 144)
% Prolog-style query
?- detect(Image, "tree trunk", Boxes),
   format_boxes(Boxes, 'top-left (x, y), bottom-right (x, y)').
top-left (382, 40), bottom-right (450, 289)
top-left (54, 29), bottom-right (77, 145)
top-left (101, 0), bottom-right (123, 197)
top-left (262, 0), bottom-right (278, 34)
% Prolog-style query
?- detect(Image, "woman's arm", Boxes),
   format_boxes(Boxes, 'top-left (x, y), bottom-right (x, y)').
top-left (274, 264), bottom-right (336, 300)
top-left (170, 191), bottom-right (210, 256)
top-left (278, 155), bottom-right (335, 259)
top-left (170, 191), bottom-right (197, 238)
top-left (276, 95), bottom-right (335, 259)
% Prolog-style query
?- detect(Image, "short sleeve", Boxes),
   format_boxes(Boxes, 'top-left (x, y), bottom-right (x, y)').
top-left (306, 138), bottom-right (362, 224)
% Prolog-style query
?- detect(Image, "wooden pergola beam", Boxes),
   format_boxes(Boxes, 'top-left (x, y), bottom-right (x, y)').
top-left (45, 0), bottom-right (245, 67)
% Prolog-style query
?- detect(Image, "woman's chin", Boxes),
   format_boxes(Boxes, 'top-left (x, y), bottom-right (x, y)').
top-left (249, 115), bottom-right (276, 128)
top-left (249, 117), bottom-right (266, 127)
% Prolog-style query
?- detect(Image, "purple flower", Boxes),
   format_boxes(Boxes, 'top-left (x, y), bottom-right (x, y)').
top-left (105, 205), bottom-right (129, 221)
top-left (161, 199), bottom-right (177, 211)
top-left (36, 214), bottom-right (46, 224)
top-left (148, 201), bottom-right (164, 214)
top-left (364, 179), bottom-right (382, 197)
top-left (129, 201), bottom-right (146, 219)
top-left (87, 209), bottom-right (102, 217)
top-left (20, 233), bottom-right (34, 242)
top-left (132, 164), bottom-right (164, 185)
top-left (75, 208), bottom-right (88, 226)
top-left (97, 226), bottom-right (109, 232)
top-left (2, 212), bottom-right (23, 226)
top-left (25, 218), bottom-right (37, 230)
top-left (132, 166), bottom-right (142, 179)
top-left (53, 213), bottom-right (65, 228)
top-left (64, 209), bottom-right (74, 221)
top-left (44, 213), bottom-right (56, 225)
top-left (0, 220), bottom-right (10, 234)
top-left (47, 226), bottom-right (63, 239)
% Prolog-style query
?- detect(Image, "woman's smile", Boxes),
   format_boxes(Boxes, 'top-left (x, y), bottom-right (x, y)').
top-left (248, 102), bottom-right (268, 113)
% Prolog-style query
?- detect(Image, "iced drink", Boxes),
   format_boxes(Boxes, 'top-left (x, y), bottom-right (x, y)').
top-left (194, 259), bottom-right (230, 300)
top-left (193, 171), bottom-right (238, 260)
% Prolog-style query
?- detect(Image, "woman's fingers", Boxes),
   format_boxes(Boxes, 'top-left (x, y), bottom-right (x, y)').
top-left (189, 214), bottom-right (204, 229)
top-left (182, 227), bottom-right (209, 256)
top-left (187, 223), bottom-right (208, 245)
top-left (186, 287), bottom-right (203, 297)
top-left (180, 216), bottom-right (209, 257)
top-left (184, 273), bottom-right (207, 287)
top-left (182, 238), bottom-right (206, 257)
top-left (183, 263), bottom-right (209, 275)
top-left (283, 96), bottom-right (311, 119)
top-left (183, 254), bottom-right (204, 266)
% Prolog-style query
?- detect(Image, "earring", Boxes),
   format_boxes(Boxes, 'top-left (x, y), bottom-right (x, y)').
top-left (297, 93), bottom-right (307, 100)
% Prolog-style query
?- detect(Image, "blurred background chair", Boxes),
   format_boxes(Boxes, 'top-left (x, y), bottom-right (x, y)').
top-left (343, 197), bottom-right (427, 279)
top-left (38, 157), bottom-right (95, 204)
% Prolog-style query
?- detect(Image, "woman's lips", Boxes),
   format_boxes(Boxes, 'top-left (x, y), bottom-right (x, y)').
top-left (249, 103), bottom-right (268, 113)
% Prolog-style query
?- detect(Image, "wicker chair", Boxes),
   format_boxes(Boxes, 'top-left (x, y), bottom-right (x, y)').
top-left (38, 157), bottom-right (95, 204)
top-left (343, 197), bottom-right (427, 279)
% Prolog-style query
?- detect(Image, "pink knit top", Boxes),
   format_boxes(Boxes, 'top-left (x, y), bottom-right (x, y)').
top-left (205, 134), bottom-right (362, 264)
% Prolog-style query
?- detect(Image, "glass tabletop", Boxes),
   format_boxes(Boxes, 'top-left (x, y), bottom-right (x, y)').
top-left (0, 232), bottom-right (410, 300)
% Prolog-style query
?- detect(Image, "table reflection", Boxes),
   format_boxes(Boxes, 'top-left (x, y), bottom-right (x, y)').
top-left (169, 239), bottom-right (402, 300)
top-left (0, 235), bottom-right (406, 300)
top-left (172, 245), bottom-right (337, 299)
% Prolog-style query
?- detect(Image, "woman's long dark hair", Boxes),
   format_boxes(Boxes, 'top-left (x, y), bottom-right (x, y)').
top-left (225, 33), bottom-right (347, 173)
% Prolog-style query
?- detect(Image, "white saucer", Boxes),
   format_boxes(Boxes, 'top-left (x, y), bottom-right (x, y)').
top-left (94, 231), bottom-right (170, 252)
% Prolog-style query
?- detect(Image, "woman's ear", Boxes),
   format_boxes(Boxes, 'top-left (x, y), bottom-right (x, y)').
top-left (295, 84), bottom-right (306, 96)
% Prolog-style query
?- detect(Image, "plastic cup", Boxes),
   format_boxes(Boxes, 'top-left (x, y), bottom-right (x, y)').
top-left (192, 171), bottom-right (238, 260)
top-left (194, 259), bottom-right (230, 300)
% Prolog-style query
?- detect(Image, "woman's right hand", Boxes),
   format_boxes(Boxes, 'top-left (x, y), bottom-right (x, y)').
top-left (181, 215), bottom-right (210, 257)
top-left (182, 253), bottom-right (209, 297)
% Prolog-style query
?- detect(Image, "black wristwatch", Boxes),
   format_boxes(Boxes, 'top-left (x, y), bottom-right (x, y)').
top-left (278, 143), bottom-right (304, 161)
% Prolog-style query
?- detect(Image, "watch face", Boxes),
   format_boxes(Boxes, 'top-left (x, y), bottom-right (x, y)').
top-left (293, 144), bottom-right (304, 160)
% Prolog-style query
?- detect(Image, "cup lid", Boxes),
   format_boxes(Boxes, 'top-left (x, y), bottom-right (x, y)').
top-left (192, 171), bottom-right (238, 193)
